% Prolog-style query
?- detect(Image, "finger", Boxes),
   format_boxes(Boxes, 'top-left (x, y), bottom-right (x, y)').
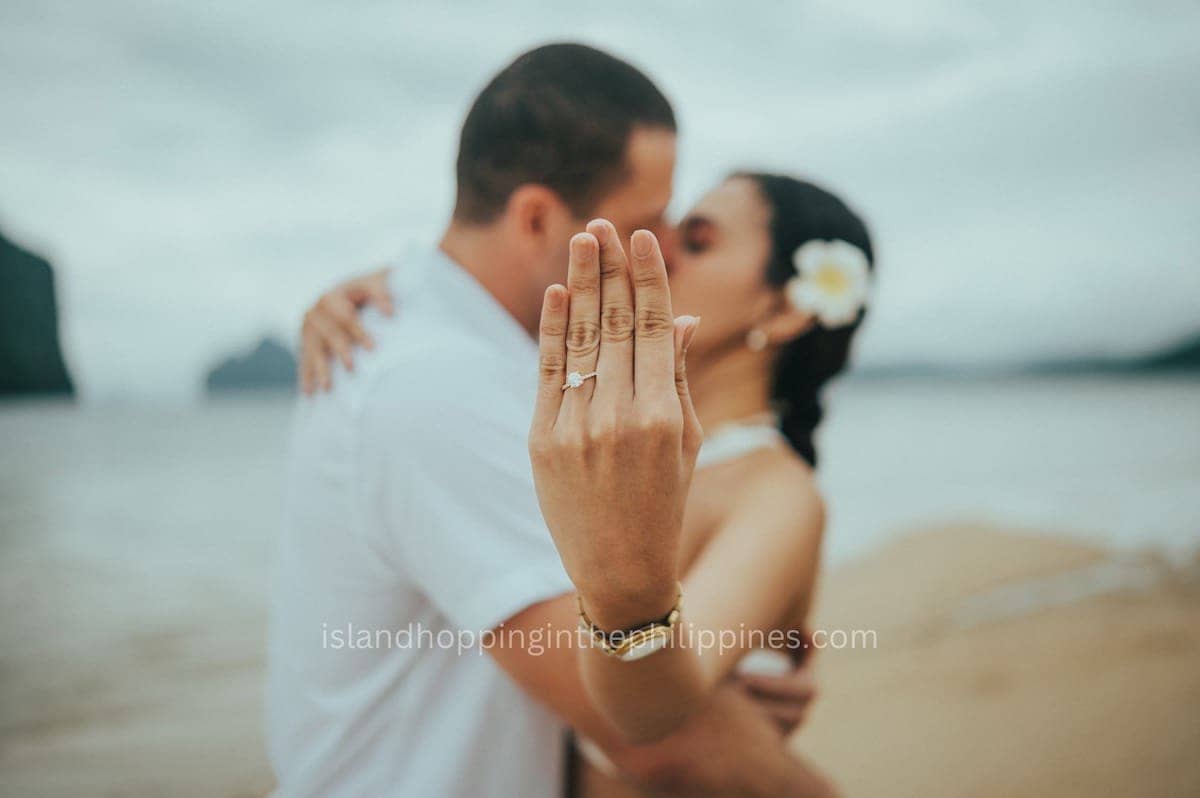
top-left (299, 356), bottom-right (312, 395)
top-left (347, 268), bottom-right (394, 317)
top-left (532, 284), bottom-right (569, 432)
top-left (587, 219), bottom-right (634, 403)
top-left (630, 230), bottom-right (675, 397)
top-left (326, 293), bottom-right (375, 351)
top-left (673, 315), bottom-right (703, 456)
top-left (754, 699), bottom-right (809, 734)
top-left (299, 324), bottom-right (325, 393)
top-left (305, 332), bottom-right (332, 392)
top-left (298, 329), bottom-right (311, 394)
top-left (563, 232), bottom-right (602, 405)
top-left (310, 314), bottom-right (355, 372)
top-left (739, 671), bottom-right (817, 703)
top-left (364, 275), bottom-right (394, 317)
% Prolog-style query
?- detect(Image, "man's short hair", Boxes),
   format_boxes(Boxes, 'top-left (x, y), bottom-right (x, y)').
top-left (453, 43), bottom-right (676, 223)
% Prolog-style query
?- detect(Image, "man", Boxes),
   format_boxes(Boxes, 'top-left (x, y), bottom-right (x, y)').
top-left (268, 43), bottom-right (831, 797)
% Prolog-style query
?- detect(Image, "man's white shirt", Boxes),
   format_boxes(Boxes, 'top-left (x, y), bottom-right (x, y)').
top-left (267, 249), bottom-right (574, 797)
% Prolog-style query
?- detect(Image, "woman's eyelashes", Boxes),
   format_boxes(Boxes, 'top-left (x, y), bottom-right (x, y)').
top-left (680, 217), bottom-right (716, 253)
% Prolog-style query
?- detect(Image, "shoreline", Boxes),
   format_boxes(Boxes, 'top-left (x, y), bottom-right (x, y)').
top-left (3, 523), bottom-right (1197, 795)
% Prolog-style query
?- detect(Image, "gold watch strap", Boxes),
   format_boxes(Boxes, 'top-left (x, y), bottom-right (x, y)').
top-left (577, 583), bottom-right (683, 657)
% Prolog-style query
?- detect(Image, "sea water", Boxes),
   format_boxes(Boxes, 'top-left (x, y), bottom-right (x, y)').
top-left (2, 376), bottom-right (1198, 607)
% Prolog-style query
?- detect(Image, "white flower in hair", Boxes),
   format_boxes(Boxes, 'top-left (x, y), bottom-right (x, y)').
top-left (785, 239), bottom-right (870, 328)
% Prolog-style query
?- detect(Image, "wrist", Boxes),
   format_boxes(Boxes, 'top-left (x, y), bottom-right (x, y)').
top-left (579, 579), bottom-right (680, 632)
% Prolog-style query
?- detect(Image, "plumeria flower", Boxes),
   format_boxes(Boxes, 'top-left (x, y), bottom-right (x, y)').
top-left (785, 239), bottom-right (871, 328)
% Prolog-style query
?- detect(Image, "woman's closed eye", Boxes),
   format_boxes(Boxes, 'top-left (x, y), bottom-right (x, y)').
top-left (680, 216), bottom-right (716, 254)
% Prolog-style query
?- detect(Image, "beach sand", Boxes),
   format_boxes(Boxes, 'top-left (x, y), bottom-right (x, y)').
top-left (2, 523), bottom-right (1198, 796)
top-left (799, 525), bottom-right (1200, 797)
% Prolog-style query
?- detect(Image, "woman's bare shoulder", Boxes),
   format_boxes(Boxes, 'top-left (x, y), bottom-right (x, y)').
top-left (735, 443), bottom-right (826, 535)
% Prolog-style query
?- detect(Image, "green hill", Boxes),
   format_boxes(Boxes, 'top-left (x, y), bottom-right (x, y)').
top-left (0, 230), bottom-right (75, 397)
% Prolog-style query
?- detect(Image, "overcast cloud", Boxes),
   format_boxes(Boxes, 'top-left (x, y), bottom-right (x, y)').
top-left (2, 0), bottom-right (1198, 400)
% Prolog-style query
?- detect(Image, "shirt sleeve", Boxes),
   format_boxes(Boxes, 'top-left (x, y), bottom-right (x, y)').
top-left (356, 353), bottom-right (574, 632)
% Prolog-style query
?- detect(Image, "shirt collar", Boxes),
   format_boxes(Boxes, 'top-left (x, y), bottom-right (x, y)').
top-left (420, 247), bottom-right (539, 360)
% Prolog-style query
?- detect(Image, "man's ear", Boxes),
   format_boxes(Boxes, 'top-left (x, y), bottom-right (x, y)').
top-left (506, 185), bottom-right (570, 243)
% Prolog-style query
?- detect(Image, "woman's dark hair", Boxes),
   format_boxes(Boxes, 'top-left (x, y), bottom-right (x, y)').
top-left (735, 173), bottom-right (875, 467)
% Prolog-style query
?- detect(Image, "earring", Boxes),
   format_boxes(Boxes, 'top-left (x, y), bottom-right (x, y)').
top-left (746, 328), bottom-right (768, 352)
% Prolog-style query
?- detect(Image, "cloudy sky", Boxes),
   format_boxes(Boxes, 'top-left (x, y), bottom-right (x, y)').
top-left (2, 0), bottom-right (1198, 400)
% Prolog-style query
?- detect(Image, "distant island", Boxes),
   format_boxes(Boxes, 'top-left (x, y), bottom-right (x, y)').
top-left (205, 328), bottom-right (1200, 392)
top-left (1026, 332), bottom-right (1200, 375)
top-left (204, 336), bottom-right (297, 394)
top-left (0, 230), bottom-right (75, 397)
top-left (854, 331), bottom-right (1200, 380)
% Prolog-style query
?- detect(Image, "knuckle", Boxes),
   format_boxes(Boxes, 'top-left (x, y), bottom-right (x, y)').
top-left (632, 268), bottom-right (664, 290)
top-left (528, 434), bottom-right (553, 464)
top-left (540, 318), bottom-right (566, 339)
top-left (636, 408), bottom-right (681, 438)
top-left (557, 427), bottom-right (593, 458)
top-left (538, 352), bottom-right (565, 379)
top-left (598, 255), bottom-right (628, 283)
top-left (635, 307), bottom-right (674, 338)
top-left (566, 319), bottom-right (601, 354)
top-left (600, 305), bottom-right (634, 342)
top-left (587, 419), bottom-right (620, 446)
top-left (568, 275), bottom-right (599, 296)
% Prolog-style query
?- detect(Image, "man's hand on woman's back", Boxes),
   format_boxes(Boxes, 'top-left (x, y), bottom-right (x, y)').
top-left (298, 266), bottom-right (393, 393)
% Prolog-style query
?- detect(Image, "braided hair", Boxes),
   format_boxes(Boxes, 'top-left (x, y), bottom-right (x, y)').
top-left (736, 173), bottom-right (875, 467)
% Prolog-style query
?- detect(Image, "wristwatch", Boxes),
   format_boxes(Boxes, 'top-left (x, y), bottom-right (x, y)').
top-left (577, 584), bottom-right (683, 662)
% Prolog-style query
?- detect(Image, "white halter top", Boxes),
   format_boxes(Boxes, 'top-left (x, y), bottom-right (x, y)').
top-left (695, 416), bottom-right (785, 470)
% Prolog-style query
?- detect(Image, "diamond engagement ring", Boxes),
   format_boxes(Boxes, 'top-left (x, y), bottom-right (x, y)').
top-left (561, 371), bottom-right (598, 391)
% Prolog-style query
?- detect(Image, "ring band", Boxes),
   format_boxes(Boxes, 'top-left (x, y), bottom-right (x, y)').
top-left (562, 371), bottom-right (598, 391)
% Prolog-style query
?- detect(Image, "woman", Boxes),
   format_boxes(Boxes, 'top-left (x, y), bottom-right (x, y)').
top-left (299, 173), bottom-right (873, 796)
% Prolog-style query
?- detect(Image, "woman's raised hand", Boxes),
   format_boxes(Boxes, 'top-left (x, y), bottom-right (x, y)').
top-left (528, 220), bottom-right (702, 630)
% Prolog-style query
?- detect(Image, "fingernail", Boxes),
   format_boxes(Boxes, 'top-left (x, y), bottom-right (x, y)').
top-left (681, 315), bottom-right (701, 350)
top-left (632, 230), bottom-right (653, 257)
top-left (571, 232), bottom-right (596, 257)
